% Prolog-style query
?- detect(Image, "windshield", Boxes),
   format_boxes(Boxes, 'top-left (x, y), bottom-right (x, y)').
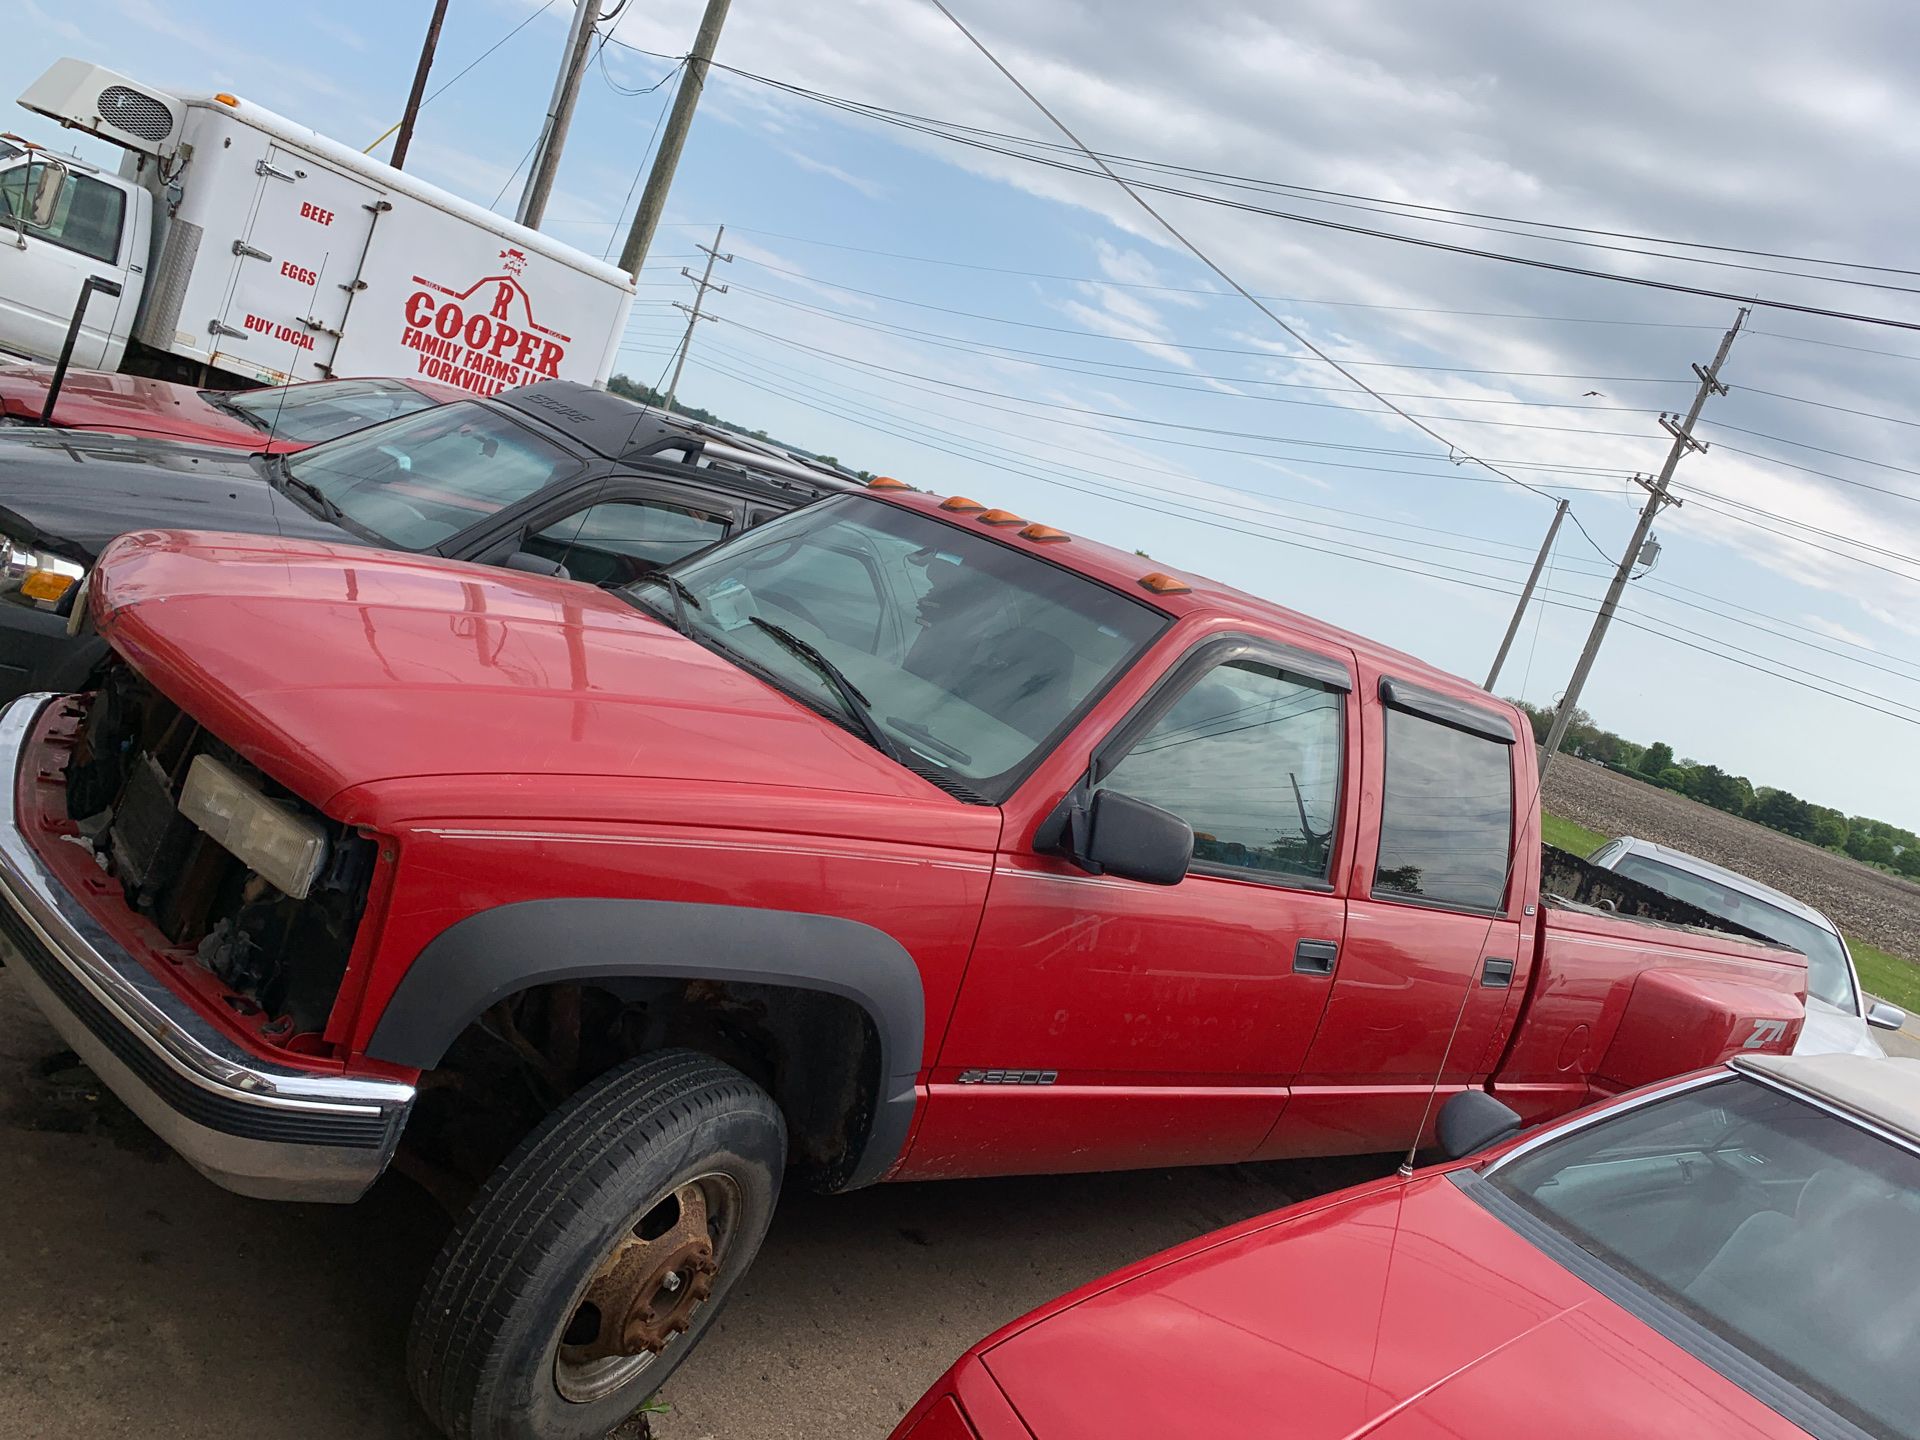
top-left (1489, 1078), bottom-right (1918, 1439)
top-left (633, 496), bottom-right (1167, 800)
top-left (1613, 854), bottom-right (1856, 1012)
top-left (282, 401), bottom-right (574, 549)
top-left (213, 379), bottom-right (445, 445)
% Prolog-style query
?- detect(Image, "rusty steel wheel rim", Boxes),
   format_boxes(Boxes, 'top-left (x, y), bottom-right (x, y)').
top-left (553, 1172), bottom-right (742, 1404)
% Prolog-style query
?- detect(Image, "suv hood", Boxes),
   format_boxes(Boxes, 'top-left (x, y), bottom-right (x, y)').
top-left (92, 531), bottom-right (953, 814)
top-left (0, 429), bottom-right (344, 561)
top-left (979, 1174), bottom-right (1791, 1440)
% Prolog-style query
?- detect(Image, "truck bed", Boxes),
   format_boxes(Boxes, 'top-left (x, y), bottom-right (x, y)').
top-left (1490, 847), bottom-right (1808, 1122)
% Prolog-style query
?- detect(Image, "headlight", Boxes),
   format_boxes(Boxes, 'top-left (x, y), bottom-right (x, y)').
top-left (1, 535), bottom-right (85, 610)
top-left (179, 754), bottom-right (329, 900)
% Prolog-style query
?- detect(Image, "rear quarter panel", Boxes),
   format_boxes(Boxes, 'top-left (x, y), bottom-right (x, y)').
top-left (1494, 907), bottom-right (1805, 1121)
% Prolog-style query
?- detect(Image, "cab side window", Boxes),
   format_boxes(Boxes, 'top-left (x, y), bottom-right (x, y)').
top-left (1374, 704), bottom-right (1515, 911)
top-left (524, 499), bottom-right (727, 585)
top-left (1098, 657), bottom-right (1344, 883)
top-left (0, 164), bottom-right (125, 264)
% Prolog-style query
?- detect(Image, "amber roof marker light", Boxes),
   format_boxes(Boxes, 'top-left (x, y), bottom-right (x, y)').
top-left (977, 509), bottom-right (1026, 526)
top-left (1019, 524), bottom-right (1070, 544)
top-left (866, 475), bottom-right (913, 491)
top-left (940, 496), bottom-right (987, 513)
top-left (1138, 571), bottom-right (1192, 595)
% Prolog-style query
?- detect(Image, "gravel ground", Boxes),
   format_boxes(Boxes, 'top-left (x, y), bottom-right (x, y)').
top-left (1543, 760), bottom-right (1920, 960)
top-left (0, 971), bottom-right (1390, 1440)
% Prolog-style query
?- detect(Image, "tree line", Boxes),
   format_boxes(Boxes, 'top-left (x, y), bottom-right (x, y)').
top-left (1515, 702), bottom-right (1920, 879)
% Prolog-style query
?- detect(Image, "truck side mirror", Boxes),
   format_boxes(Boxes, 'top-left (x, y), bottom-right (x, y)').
top-left (1080, 790), bottom-right (1192, 886)
top-left (504, 550), bottom-right (568, 580)
top-left (1437, 1090), bottom-right (1524, 1160)
top-left (1867, 1001), bottom-right (1906, 1032)
top-left (27, 161), bottom-right (66, 229)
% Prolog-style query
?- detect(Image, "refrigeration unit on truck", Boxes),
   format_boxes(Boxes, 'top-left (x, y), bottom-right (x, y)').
top-left (0, 58), bottom-right (635, 393)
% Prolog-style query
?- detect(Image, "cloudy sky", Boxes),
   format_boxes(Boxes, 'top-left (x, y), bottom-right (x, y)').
top-left (11, 0), bottom-right (1920, 828)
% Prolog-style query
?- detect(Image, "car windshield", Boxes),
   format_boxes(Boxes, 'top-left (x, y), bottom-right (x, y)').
top-left (630, 496), bottom-right (1167, 801)
top-left (282, 401), bottom-right (573, 549)
top-left (1613, 854), bottom-right (1856, 1012)
top-left (212, 379), bottom-right (445, 445)
top-left (1489, 1077), bottom-right (1919, 1439)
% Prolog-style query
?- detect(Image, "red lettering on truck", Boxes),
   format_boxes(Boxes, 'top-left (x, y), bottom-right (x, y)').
top-left (399, 269), bottom-right (577, 396)
top-left (299, 202), bottom-right (335, 227)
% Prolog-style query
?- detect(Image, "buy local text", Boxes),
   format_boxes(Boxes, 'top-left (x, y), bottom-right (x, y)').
top-left (401, 280), bottom-right (568, 397)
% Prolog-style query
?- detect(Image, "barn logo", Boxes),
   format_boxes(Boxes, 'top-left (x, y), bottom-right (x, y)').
top-left (397, 267), bottom-right (574, 396)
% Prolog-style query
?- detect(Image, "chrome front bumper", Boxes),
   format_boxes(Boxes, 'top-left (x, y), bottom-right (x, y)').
top-left (0, 694), bottom-right (413, 1202)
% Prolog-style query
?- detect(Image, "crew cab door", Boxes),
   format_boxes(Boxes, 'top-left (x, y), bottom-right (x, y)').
top-left (0, 158), bottom-right (136, 368)
top-left (904, 631), bottom-right (1360, 1179)
top-left (1266, 672), bottom-right (1526, 1158)
top-left (214, 147), bottom-right (381, 382)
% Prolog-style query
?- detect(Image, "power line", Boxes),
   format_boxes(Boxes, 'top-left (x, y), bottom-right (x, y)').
top-left (698, 332), bottom-right (1920, 673)
top-left (715, 309), bottom-right (1660, 445)
top-left (1705, 420), bottom-right (1920, 485)
top-left (719, 270), bottom-right (1693, 382)
top-left (1734, 386), bottom-right (1920, 433)
top-left (692, 53), bottom-right (1920, 332)
top-left (709, 311), bottom-right (1648, 489)
top-left (1702, 441), bottom-right (1920, 509)
top-left (646, 52), bottom-right (1920, 290)
top-left (681, 346), bottom-right (1920, 728)
top-left (696, 225), bottom-right (1726, 331)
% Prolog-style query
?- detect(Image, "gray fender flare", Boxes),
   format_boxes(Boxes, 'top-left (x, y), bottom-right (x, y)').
top-left (364, 899), bottom-right (924, 1190)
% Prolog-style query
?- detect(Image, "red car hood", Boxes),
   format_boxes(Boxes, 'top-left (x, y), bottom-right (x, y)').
top-left (0, 360), bottom-right (270, 450)
top-left (91, 531), bottom-right (958, 817)
top-left (979, 1173), bottom-right (1801, 1440)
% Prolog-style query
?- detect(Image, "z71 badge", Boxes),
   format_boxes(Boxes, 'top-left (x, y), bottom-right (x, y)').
top-left (956, 1068), bottom-right (1058, 1085)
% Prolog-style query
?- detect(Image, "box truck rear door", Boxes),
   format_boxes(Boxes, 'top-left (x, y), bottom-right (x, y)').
top-left (214, 147), bottom-right (381, 384)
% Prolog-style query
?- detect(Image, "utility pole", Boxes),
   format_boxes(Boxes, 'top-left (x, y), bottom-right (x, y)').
top-left (664, 225), bottom-right (731, 411)
top-left (1485, 497), bottom-right (1567, 693)
top-left (389, 0), bottom-right (451, 172)
top-left (1538, 307), bottom-right (1747, 777)
top-left (517, 0), bottom-right (601, 230)
top-left (618, 0), bottom-right (732, 277)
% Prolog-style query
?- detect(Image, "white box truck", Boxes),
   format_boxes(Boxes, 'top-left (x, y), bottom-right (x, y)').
top-left (0, 58), bottom-right (635, 393)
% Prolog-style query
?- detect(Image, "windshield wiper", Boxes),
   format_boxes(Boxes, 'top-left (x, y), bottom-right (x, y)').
top-left (748, 617), bottom-right (900, 763)
top-left (275, 466), bottom-right (346, 523)
top-left (629, 570), bottom-right (701, 634)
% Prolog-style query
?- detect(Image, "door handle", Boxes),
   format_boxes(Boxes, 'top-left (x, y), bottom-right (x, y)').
top-left (1482, 957), bottom-right (1516, 988)
top-left (1294, 939), bottom-right (1338, 976)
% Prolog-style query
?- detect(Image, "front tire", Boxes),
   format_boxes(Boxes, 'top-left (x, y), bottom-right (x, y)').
top-left (407, 1049), bottom-right (786, 1440)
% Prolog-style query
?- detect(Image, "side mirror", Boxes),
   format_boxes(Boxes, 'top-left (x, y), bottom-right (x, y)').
top-left (504, 550), bottom-right (568, 579)
top-left (1081, 789), bottom-right (1192, 886)
top-left (27, 162), bottom-right (66, 229)
top-left (1437, 1090), bottom-right (1523, 1160)
top-left (1867, 1001), bottom-right (1907, 1033)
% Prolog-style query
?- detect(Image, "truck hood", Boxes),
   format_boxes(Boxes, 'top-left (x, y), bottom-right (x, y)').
top-left (0, 360), bottom-right (265, 449)
top-left (979, 1174), bottom-right (1791, 1440)
top-left (92, 531), bottom-right (956, 814)
top-left (0, 429), bottom-right (344, 561)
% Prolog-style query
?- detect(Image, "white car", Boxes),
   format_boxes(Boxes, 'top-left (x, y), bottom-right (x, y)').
top-left (1589, 836), bottom-right (1906, 1057)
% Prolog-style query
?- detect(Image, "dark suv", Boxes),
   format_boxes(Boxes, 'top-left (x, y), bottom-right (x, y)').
top-left (0, 380), bottom-right (857, 700)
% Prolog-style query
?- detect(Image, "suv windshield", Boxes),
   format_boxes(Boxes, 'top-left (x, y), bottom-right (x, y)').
top-left (282, 401), bottom-right (573, 549)
top-left (631, 496), bottom-right (1167, 800)
top-left (1489, 1076), bottom-right (1919, 1439)
top-left (212, 379), bottom-right (444, 446)
top-left (1612, 854), bottom-right (1856, 1013)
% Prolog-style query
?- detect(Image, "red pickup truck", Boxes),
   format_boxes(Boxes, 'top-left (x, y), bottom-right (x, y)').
top-left (0, 483), bottom-right (1805, 1440)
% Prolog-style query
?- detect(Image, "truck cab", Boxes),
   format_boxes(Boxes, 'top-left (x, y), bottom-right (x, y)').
top-left (0, 481), bottom-right (1809, 1440)
top-left (0, 144), bottom-right (148, 369)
